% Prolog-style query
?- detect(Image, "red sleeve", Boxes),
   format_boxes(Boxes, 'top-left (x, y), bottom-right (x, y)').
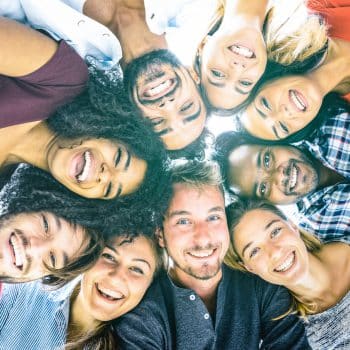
top-left (307, 0), bottom-right (350, 41)
top-left (0, 40), bottom-right (89, 128)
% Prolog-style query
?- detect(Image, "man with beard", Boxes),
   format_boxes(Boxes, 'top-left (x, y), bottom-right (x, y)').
top-left (4, 0), bottom-right (207, 152)
top-left (114, 161), bottom-right (310, 349)
top-left (215, 108), bottom-right (350, 243)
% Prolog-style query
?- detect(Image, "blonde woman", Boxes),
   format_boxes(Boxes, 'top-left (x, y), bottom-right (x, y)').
top-left (0, 234), bottom-right (162, 349)
top-left (225, 198), bottom-right (350, 349)
top-left (240, 0), bottom-right (350, 142)
top-left (194, 0), bottom-right (327, 112)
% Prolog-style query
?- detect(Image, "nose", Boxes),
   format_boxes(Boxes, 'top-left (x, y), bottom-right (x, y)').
top-left (158, 95), bottom-right (175, 108)
top-left (193, 221), bottom-right (212, 246)
top-left (268, 243), bottom-right (284, 262)
top-left (107, 264), bottom-right (128, 289)
top-left (98, 163), bottom-right (112, 184)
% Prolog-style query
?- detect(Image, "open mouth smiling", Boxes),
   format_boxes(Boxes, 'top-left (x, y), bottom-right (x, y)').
top-left (273, 251), bottom-right (296, 273)
top-left (283, 161), bottom-right (299, 194)
top-left (70, 150), bottom-right (95, 185)
top-left (229, 44), bottom-right (256, 59)
top-left (96, 283), bottom-right (125, 302)
top-left (187, 247), bottom-right (218, 260)
top-left (9, 232), bottom-right (26, 271)
top-left (139, 76), bottom-right (179, 104)
top-left (289, 89), bottom-right (307, 112)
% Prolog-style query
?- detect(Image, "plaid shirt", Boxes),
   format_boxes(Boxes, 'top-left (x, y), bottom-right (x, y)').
top-left (297, 111), bottom-right (350, 243)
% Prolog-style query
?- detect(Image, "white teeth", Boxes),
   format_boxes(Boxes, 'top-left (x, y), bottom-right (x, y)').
top-left (10, 235), bottom-right (24, 268)
top-left (77, 150), bottom-right (91, 183)
top-left (189, 249), bottom-right (214, 258)
top-left (289, 165), bottom-right (298, 190)
top-left (274, 252), bottom-right (295, 272)
top-left (231, 45), bottom-right (254, 58)
top-left (97, 285), bottom-right (124, 301)
top-left (147, 79), bottom-right (172, 97)
top-left (290, 90), bottom-right (306, 111)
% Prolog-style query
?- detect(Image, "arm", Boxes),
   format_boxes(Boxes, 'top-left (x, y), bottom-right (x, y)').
top-left (259, 283), bottom-right (311, 349)
top-left (0, 16), bottom-right (57, 77)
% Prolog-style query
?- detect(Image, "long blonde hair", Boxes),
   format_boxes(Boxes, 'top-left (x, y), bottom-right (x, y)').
top-left (194, 0), bottom-right (328, 70)
top-left (224, 199), bottom-right (322, 318)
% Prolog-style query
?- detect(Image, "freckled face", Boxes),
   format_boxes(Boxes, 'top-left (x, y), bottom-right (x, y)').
top-left (79, 236), bottom-right (156, 321)
top-left (233, 209), bottom-right (309, 286)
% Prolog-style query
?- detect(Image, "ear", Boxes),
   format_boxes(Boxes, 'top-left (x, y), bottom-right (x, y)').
top-left (155, 228), bottom-right (165, 248)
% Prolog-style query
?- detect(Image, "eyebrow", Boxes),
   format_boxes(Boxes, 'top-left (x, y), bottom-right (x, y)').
top-left (124, 150), bottom-right (131, 171)
top-left (241, 219), bottom-right (281, 258)
top-left (157, 105), bottom-right (202, 136)
top-left (207, 77), bottom-right (225, 88)
top-left (168, 206), bottom-right (224, 218)
top-left (234, 86), bottom-right (250, 95)
top-left (254, 105), bottom-right (267, 119)
top-left (253, 149), bottom-right (263, 197)
top-left (63, 252), bottom-right (69, 267)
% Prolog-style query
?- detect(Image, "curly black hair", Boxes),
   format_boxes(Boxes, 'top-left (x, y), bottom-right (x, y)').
top-left (46, 67), bottom-right (172, 236)
top-left (0, 164), bottom-right (104, 286)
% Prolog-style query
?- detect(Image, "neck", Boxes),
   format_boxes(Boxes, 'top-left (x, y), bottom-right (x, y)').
top-left (316, 160), bottom-right (346, 189)
top-left (307, 38), bottom-right (350, 96)
top-left (69, 286), bottom-right (101, 338)
top-left (169, 267), bottom-right (221, 315)
top-left (106, 0), bottom-right (167, 64)
top-left (286, 253), bottom-right (330, 300)
top-left (6, 122), bottom-right (57, 171)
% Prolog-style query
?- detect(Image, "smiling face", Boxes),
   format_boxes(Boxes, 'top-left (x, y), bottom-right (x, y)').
top-left (47, 138), bottom-right (147, 200)
top-left (232, 209), bottom-right (309, 286)
top-left (228, 145), bottom-right (319, 204)
top-left (0, 211), bottom-right (88, 282)
top-left (199, 26), bottom-right (267, 110)
top-left (125, 50), bottom-right (207, 150)
top-left (160, 183), bottom-right (229, 281)
top-left (79, 235), bottom-right (156, 322)
top-left (242, 75), bottom-right (324, 140)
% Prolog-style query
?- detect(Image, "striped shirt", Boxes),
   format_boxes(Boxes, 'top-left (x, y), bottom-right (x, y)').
top-left (0, 279), bottom-right (78, 350)
top-left (297, 111), bottom-right (350, 243)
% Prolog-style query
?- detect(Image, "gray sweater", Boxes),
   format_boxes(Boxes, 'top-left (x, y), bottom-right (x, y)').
top-left (306, 291), bottom-right (350, 349)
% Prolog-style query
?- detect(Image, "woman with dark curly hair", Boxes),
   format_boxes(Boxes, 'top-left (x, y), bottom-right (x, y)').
top-left (0, 164), bottom-right (104, 287)
top-left (239, 0), bottom-right (350, 142)
top-left (0, 64), bottom-right (170, 207)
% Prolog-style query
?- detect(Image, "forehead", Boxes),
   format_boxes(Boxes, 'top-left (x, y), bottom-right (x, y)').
top-left (108, 236), bottom-right (156, 265)
top-left (167, 183), bottom-right (224, 213)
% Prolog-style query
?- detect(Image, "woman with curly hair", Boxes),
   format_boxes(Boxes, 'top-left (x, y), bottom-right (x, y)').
top-left (0, 232), bottom-right (163, 349)
top-left (193, 0), bottom-right (327, 113)
top-left (0, 64), bottom-right (170, 210)
top-left (224, 198), bottom-right (350, 349)
top-left (239, 0), bottom-right (350, 142)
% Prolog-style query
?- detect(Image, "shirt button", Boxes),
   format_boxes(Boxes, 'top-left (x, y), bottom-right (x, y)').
top-left (204, 313), bottom-right (210, 320)
top-left (189, 294), bottom-right (196, 301)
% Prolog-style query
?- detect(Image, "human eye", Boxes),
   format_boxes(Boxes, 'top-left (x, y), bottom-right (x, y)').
top-left (130, 266), bottom-right (144, 275)
top-left (211, 69), bottom-right (225, 78)
top-left (207, 214), bottom-right (221, 222)
top-left (102, 252), bottom-right (115, 262)
top-left (271, 227), bottom-right (282, 238)
top-left (180, 101), bottom-right (194, 113)
top-left (279, 122), bottom-right (289, 135)
top-left (249, 247), bottom-right (260, 258)
top-left (176, 218), bottom-right (191, 225)
top-left (263, 151), bottom-right (271, 169)
top-left (261, 96), bottom-right (271, 110)
top-left (150, 117), bottom-right (164, 126)
top-left (239, 80), bottom-right (253, 87)
top-left (258, 182), bottom-right (269, 199)
top-left (42, 214), bottom-right (49, 234)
